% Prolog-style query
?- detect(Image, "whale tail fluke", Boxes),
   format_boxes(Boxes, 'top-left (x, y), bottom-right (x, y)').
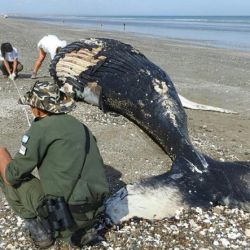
top-left (170, 155), bottom-right (225, 204)
top-left (178, 94), bottom-right (238, 114)
top-left (204, 157), bottom-right (250, 210)
top-left (171, 155), bottom-right (250, 211)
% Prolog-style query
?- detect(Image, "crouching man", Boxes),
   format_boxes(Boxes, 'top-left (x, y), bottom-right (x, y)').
top-left (0, 81), bottom-right (109, 248)
top-left (0, 42), bottom-right (23, 80)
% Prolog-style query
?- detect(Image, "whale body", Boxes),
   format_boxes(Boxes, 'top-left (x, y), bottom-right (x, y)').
top-left (50, 38), bottom-right (249, 223)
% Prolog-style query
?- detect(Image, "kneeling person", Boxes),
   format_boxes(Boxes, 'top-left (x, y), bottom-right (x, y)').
top-left (0, 81), bottom-right (109, 248)
top-left (0, 42), bottom-right (23, 79)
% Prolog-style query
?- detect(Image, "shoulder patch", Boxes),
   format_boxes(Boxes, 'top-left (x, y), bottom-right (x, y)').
top-left (21, 135), bottom-right (29, 144)
top-left (19, 145), bottom-right (27, 155)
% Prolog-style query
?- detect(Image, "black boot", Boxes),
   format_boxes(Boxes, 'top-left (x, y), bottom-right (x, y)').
top-left (70, 227), bottom-right (104, 248)
top-left (24, 218), bottom-right (54, 249)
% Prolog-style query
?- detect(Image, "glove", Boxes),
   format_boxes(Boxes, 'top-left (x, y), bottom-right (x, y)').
top-left (8, 74), bottom-right (14, 81)
top-left (8, 73), bottom-right (16, 81)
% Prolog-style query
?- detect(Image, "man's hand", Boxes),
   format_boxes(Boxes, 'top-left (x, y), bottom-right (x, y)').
top-left (0, 147), bottom-right (12, 184)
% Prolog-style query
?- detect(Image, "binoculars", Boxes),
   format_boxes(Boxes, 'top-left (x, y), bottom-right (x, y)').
top-left (46, 196), bottom-right (75, 231)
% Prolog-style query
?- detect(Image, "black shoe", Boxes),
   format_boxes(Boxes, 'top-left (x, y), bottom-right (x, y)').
top-left (70, 227), bottom-right (104, 248)
top-left (25, 218), bottom-right (54, 249)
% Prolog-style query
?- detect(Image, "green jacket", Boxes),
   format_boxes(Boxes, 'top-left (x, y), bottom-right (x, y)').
top-left (6, 114), bottom-right (109, 206)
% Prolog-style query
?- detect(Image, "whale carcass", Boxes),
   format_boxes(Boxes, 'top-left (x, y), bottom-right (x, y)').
top-left (50, 38), bottom-right (249, 223)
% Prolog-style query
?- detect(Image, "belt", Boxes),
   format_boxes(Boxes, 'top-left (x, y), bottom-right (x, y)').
top-left (69, 202), bottom-right (103, 214)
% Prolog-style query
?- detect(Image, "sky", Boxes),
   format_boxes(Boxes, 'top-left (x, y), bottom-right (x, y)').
top-left (1, 0), bottom-right (250, 16)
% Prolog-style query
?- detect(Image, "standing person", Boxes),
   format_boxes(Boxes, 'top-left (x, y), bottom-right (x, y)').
top-left (0, 81), bottom-right (109, 248)
top-left (31, 35), bottom-right (67, 79)
top-left (0, 42), bottom-right (23, 80)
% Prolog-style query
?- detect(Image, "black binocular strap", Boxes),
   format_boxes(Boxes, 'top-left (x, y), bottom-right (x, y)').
top-left (67, 124), bottom-right (90, 201)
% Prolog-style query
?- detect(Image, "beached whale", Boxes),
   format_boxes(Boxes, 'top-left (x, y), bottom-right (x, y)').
top-left (49, 38), bottom-right (249, 223)
top-left (50, 39), bottom-right (236, 114)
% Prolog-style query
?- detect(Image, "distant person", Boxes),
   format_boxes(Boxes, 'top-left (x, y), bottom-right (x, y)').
top-left (0, 42), bottom-right (23, 80)
top-left (31, 35), bottom-right (67, 79)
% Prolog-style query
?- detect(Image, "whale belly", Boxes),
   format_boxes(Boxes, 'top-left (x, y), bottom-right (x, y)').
top-left (105, 183), bottom-right (188, 224)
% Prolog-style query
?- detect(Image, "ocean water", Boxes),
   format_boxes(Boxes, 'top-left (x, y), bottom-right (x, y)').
top-left (11, 15), bottom-right (250, 51)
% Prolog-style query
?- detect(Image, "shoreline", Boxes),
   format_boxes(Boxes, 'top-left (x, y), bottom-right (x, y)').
top-left (7, 16), bottom-right (250, 53)
top-left (8, 15), bottom-right (250, 52)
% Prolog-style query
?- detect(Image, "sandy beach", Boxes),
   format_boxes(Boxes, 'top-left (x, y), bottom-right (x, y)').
top-left (0, 17), bottom-right (249, 249)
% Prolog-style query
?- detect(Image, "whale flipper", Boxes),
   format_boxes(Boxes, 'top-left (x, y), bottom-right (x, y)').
top-left (178, 94), bottom-right (237, 114)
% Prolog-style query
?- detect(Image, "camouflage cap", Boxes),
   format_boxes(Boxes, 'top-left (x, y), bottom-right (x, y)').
top-left (19, 81), bottom-right (76, 113)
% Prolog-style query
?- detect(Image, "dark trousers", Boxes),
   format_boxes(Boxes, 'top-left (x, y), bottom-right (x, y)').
top-left (0, 175), bottom-right (98, 241)
top-left (0, 175), bottom-right (45, 218)
top-left (0, 61), bottom-right (23, 76)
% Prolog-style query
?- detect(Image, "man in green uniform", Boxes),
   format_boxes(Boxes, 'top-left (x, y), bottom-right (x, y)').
top-left (0, 81), bottom-right (109, 248)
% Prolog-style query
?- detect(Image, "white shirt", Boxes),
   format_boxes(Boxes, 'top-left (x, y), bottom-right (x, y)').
top-left (0, 47), bottom-right (18, 62)
top-left (37, 35), bottom-right (67, 60)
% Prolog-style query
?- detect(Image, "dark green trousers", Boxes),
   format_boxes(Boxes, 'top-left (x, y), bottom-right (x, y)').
top-left (0, 175), bottom-right (45, 219)
top-left (0, 175), bottom-right (99, 240)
